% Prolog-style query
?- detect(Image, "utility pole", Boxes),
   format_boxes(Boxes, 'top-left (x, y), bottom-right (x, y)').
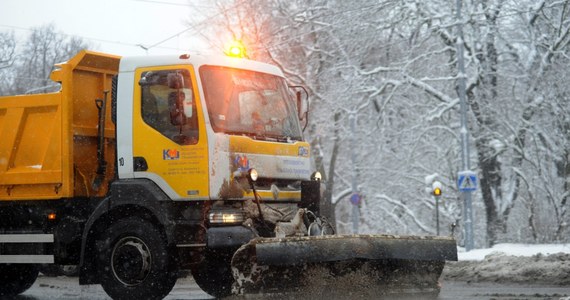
top-left (349, 113), bottom-right (359, 234)
top-left (455, 0), bottom-right (475, 251)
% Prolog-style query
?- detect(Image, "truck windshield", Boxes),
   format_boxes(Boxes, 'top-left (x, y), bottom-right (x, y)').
top-left (200, 65), bottom-right (302, 141)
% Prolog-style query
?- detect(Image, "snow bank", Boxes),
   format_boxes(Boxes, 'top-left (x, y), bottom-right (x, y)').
top-left (458, 243), bottom-right (570, 261)
top-left (444, 243), bottom-right (570, 285)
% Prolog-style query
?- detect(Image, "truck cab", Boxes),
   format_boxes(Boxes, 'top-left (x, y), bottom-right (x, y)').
top-left (117, 53), bottom-right (311, 202)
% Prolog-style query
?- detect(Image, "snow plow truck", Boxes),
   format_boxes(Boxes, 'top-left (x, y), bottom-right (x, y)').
top-left (0, 50), bottom-right (457, 299)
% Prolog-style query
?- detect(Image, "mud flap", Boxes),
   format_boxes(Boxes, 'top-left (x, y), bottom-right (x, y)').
top-left (231, 234), bottom-right (457, 296)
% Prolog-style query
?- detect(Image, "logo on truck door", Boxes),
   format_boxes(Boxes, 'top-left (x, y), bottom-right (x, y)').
top-left (163, 149), bottom-right (180, 160)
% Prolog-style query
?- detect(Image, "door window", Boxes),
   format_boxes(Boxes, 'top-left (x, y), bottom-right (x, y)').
top-left (139, 69), bottom-right (198, 145)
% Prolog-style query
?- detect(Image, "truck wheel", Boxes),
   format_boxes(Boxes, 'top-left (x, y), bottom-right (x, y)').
top-left (191, 251), bottom-right (234, 298)
top-left (0, 264), bottom-right (39, 296)
top-left (99, 218), bottom-right (177, 300)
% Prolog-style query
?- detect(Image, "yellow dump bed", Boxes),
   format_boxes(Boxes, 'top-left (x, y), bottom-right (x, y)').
top-left (0, 50), bottom-right (120, 200)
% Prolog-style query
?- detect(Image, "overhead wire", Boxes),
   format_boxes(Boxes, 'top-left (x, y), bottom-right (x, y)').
top-left (99, 1), bottom-right (242, 51)
top-left (0, 24), bottom-right (180, 51)
top-left (132, 0), bottom-right (201, 7)
top-left (0, 1), bottom-right (240, 53)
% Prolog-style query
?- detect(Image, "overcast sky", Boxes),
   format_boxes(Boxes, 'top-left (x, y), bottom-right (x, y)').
top-left (0, 0), bottom-right (215, 56)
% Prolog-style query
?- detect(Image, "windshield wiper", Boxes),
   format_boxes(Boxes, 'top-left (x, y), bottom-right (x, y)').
top-left (222, 130), bottom-right (301, 143)
top-left (252, 133), bottom-right (301, 143)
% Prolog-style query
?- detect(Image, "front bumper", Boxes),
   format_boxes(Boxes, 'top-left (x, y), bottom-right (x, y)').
top-left (206, 226), bottom-right (256, 248)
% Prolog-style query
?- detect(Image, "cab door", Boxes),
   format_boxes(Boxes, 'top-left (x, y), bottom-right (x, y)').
top-left (132, 66), bottom-right (208, 200)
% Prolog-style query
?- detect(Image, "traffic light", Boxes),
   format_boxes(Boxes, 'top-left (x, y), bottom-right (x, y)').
top-left (432, 181), bottom-right (442, 197)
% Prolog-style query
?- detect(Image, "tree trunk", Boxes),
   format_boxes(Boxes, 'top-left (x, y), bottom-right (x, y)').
top-left (468, 1), bottom-right (505, 247)
top-left (322, 112), bottom-right (341, 228)
top-left (476, 137), bottom-right (503, 246)
top-left (556, 149), bottom-right (570, 239)
top-left (528, 200), bottom-right (538, 242)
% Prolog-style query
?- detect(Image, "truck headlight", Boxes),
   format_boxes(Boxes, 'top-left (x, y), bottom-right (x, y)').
top-left (208, 211), bottom-right (245, 225)
top-left (248, 168), bottom-right (258, 182)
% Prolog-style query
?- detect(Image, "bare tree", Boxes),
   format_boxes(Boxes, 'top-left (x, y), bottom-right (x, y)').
top-left (0, 31), bottom-right (16, 69)
top-left (0, 31), bottom-right (17, 96)
top-left (7, 24), bottom-right (91, 95)
top-left (196, 0), bottom-right (570, 244)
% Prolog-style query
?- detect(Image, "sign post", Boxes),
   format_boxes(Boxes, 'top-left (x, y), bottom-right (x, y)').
top-left (349, 113), bottom-right (359, 234)
top-left (456, 0), bottom-right (476, 251)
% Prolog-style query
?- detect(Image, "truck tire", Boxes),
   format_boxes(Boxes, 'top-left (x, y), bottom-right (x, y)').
top-left (98, 218), bottom-right (177, 300)
top-left (191, 251), bottom-right (234, 298)
top-left (0, 264), bottom-right (39, 296)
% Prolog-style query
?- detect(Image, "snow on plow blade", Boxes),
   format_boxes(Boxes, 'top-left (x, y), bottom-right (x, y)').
top-left (231, 234), bottom-right (457, 297)
top-left (255, 234), bottom-right (457, 265)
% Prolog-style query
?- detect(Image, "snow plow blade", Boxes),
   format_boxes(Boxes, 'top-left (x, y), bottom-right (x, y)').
top-left (231, 234), bottom-right (457, 297)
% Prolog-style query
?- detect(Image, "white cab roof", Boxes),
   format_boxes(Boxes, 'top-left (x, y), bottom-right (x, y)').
top-left (118, 54), bottom-right (284, 77)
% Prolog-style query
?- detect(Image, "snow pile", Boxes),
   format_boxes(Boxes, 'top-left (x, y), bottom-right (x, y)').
top-left (443, 243), bottom-right (570, 285)
top-left (458, 243), bottom-right (570, 261)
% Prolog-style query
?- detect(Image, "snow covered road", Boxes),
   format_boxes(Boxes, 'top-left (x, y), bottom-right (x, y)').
top-left (14, 243), bottom-right (570, 300)
top-left (17, 276), bottom-right (213, 300)
top-left (16, 274), bottom-right (570, 300)
top-left (14, 271), bottom-right (570, 300)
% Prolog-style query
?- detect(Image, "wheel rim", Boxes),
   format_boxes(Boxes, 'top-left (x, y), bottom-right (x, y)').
top-left (111, 236), bottom-right (152, 286)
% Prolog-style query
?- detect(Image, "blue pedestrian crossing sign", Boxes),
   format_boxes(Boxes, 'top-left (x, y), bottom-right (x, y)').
top-left (458, 170), bottom-right (478, 192)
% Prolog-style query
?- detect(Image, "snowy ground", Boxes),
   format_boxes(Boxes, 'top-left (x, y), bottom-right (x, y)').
top-left (17, 243), bottom-right (570, 299)
top-left (458, 243), bottom-right (570, 261)
top-left (443, 243), bottom-right (570, 285)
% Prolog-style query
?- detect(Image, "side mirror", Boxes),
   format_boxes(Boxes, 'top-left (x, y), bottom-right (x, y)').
top-left (169, 91), bottom-right (187, 126)
top-left (182, 88), bottom-right (194, 118)
top-left (289, 86), bottom-right (309, 131)
top-left (167, 73), bottom-right (184, 89)
top-left (296, 91), bottom-right (303, 118)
